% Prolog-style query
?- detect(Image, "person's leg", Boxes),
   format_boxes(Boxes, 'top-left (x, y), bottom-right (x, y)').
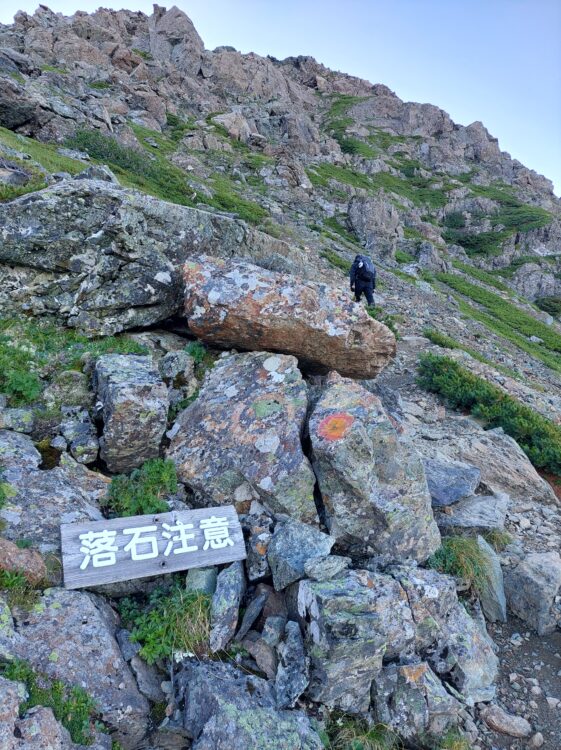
top-left (354, 285), bottom-right (362, 302)
top-left (364, 285), bottom-right (374, 306)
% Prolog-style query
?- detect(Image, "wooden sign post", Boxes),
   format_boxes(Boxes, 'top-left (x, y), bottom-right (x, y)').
top-left (61, 505), bottom-right (246, 589)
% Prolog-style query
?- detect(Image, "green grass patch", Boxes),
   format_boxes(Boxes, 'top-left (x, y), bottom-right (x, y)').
top-left (428, 536), bottom-right (491, 595)
top-left (325, 713), bottom-right (399, 750)
top-left (132, 48), bottom-right (153, 60)
top-left (0, 318), bottom-right (146, 406)
top-left (402, 226), bottom-right (426, 241)
top-left (423, 328), bottom-right (491, 366)
top-left (41, 65), bottom-right (67, 74)
top-left (434, 273), bottom-right (561, 354)
top-left (483, 529), bottom-right (512, 552)
top-left (367, 306), bottom-right (401, 339)
top-left (324, 216), bottom-right (357, 244)
top-left (0, 126), bottom-right (84, 177)
top-left (206, 175), bottom-right (268, 225)
top-left (101, 458), bottom-right (177, 517)
top-left (65, 127), bottom-right (196, 207)
top-left (454, 297), bottom-right (561, 373)
top-left (321, 249), bottom-right (352, 274)
top-left (395, 249), bottom-right (415, 264)
top-left (118, 579), bottom-right (210, 664)
top-left (88, 80), bottom-right (110, 90)
top-left (0, 659), bottom-right (98, 745)
top-left (418, 352), bottom-right (561, 475)
top-left (450, 260), bottom-right (512, 293)
top-left (0, 569), bottom-right (41, 609)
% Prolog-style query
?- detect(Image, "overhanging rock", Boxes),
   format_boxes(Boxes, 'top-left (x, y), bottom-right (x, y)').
top-left (183, 255), bottom-right (396, 379)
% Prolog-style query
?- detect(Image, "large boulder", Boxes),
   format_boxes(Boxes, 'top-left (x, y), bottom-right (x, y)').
top-left (10, 588), bottom-right (149, 748)
top-left (94, 354), bottom-right (168, 473)
top-left (176, 660), bottom-right (323, 749)
top-left (0, 431), bottom-right (107, 554)
top-left (182, 256), bottom-right (396, 379)
top-left (293, 569), bottom-right (416, 712)
top-left (167, 352), bottom-right (317, 523)
top-left (267, 519), bottom-right (335, 590)
top-left (0, 181), bottom-right (306, 335)
top-left (504, 551), bottom-right (561, 635)
top-left (309, 373), bottom-right (440, 561)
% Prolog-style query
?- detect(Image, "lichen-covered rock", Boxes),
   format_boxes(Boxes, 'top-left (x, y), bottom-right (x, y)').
top-left (177, 660), bottom-right (323, 749)
top-left (94, 354), bottom-right (168, 473)
top-left (476, 535), bottom-right (507, 623)
top-left (10, 588), bottom-right (149, 749)
top-left (371, 662), bottom-right (461, 747)
top-left (504, 551), bottom-right (561, 635)
top-left (182, 256), bottom-right (396, 379)
top-left (0, 407), bottom-right (34, 434)
top-left (0, 181), bottom-right (307, 335)
top-left (209, 561), bottom-right (246, 652)
top-left (294, 569), bottom-right (416, 712)
top-left (275, 620), bottom-right (309, 709)
top-left (268, 520), bottom-right (334, 590)
top-left (309, 373), bottom-right (440, 561)
top-left (59, 409), bottom-right (99, 464)
top-left (0, 431), bottom-right (107, 554)
top-left (167, 352), bottom-right (317, 523)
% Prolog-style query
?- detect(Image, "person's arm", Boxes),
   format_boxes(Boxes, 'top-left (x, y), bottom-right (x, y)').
top-left (350, 262), bottom-right (356, 289)
top-left (372, 267), bottom-right (376, 290)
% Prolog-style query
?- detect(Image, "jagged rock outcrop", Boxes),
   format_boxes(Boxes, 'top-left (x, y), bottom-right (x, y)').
top-left (167, 351), bottom-right (317, 523)
top-left (182, 256), bottom-right (396, 378)
top-left (308, 373), bottom-right (440, 561)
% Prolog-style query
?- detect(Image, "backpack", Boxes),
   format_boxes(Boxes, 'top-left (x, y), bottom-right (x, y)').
top-left (357, 255), bottom-right (375, 283)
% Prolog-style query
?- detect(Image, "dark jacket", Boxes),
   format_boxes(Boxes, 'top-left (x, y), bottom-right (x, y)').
top-left (350, 255), bottom-right (376, 289)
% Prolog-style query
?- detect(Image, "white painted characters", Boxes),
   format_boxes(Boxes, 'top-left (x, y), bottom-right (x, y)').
top-left (79, 529), bottom-right (118, 569)
top-left (77, 516), bottom-right (233, 569)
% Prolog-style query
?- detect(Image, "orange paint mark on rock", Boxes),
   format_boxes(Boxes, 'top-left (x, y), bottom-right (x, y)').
top-left (317, 412), bottom-right (354, 441)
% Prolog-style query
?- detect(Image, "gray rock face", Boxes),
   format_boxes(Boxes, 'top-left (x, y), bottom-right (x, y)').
top-left (294, 569), bottom-right (416, 712)
top-left (476, 535), bottom-right (507, 623)
top-left (309, 373), bottom-right (440, 561)
top-left (94, 354), bottom-right (168, 473)
top-left (371, 662), bottom-right (461, 747)
top-left (268, 520), bottom-right (334, 590)
top-left (0, 431), bottom-right (107, 553)
top-left (185, 566), bottom-right (218, 596)
top-left (177, 660), bottom-right (323, 749)
top-left (275, 620), bottom-right (309, 709)
top-left (167, 352), bottom-right (317, 524)
top-left (209, 561), bottom-right (246, 652)
top-left (436, 492), bottom-right (509, 535)
top-left (0, 180), bottom-right (307, 335)
top-left (10, 588), bottom-right (149, 748)
top-left (59, 409), bottom-right (99, 464)
top-left (504, 551), bottom-right (561, 635)
top-left (303, 554), bottom-right (351, 581)
top-left (423, 456), bottom-right (481, 507)
top-left (480, 704), bottom-right (532, 738)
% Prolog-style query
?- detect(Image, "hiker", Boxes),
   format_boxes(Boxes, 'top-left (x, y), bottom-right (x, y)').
top-left (350, 253), bottom-right (376, 305)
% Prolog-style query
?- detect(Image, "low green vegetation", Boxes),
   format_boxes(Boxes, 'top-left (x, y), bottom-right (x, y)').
top-left (101, 458), bottom-right (177, 517)
top-left (185, 340), bottom-right (216, 381)
top-left (0, 569), bottom-right (41, 609)
top-left (0, 659), bottom-right (98, 745)
top-left (394, 249), bottom-right (415, 264)
top-left (41, 65), bottom-right (67, 74)
top-left (324, 714), bottom-right (398, 750)
top-left (423, 328), bottom-right (491, 366)
top-left (450, 260), bottom-right (512, 293)
top-left (132, 48), bottom-right (153, 60)
top-left (0, 318), bottom-right (146, 406)
top-left (454, 297), bottom-right (561, 373)
top-left (324, 216), bottom-right (358, 244)
top-left (66, 127), bottom-right (196, 206)
top-left (208, 175), bottom-right (268, 224)
top-left (483, 529), bottom-right (512, 552)
top-left (434, 273), bottom-right (561, 354)
top-left (437, 730), bottom-right (471, 750)
top-left (418, 353), bottom-right (561, 475)
top-left (89, 80), bottom-right (111, 90)
top-left (0, 155), bottom-right (48, 202)
top-left (323, 94), bottom-right (376, 156)
top-left (0, 126), bottom-right (84, 180)
top-left (536, 295), bottom-right (561, 317)
top-left (118, 579), bottom-right (210, 664)
top-left (428, 536), bottom-right (490, 594)
top-left (321, 249), bottom-right (352, 274)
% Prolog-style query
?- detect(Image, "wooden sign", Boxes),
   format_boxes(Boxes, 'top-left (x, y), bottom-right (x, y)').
top-left (61, 505), bottom-right (246, 589)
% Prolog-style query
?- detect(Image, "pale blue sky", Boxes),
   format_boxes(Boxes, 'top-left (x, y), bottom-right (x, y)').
top-left (2, 1), bottom-right (560, 195)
